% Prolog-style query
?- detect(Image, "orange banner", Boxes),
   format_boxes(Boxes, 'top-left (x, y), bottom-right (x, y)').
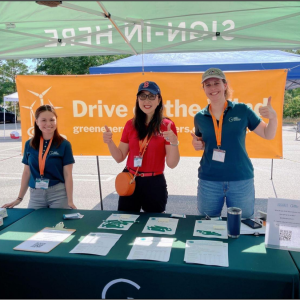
top-left (16, 70), bottom-right (285, 158)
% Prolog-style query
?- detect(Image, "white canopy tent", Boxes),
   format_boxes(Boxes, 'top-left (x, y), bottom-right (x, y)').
top-left (3, 92), bottom-right (19, 138)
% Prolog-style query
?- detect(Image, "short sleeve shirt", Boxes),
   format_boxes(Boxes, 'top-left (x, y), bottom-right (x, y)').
top-left (22, 139), bottom-right (75, 188)
top-left (194, 100), bottom-right (261, 181)
top-left (121, 118), bottom-right (177, 173)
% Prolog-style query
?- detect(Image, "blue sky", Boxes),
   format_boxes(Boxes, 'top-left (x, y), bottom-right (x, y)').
top-left (25, 59), bottom-right (37, 71)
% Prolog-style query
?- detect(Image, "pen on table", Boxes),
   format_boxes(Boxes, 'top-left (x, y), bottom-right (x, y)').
top-left (204, 212), bottom-right (211, 220)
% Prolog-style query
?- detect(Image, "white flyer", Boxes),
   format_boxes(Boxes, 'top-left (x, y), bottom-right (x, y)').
top-left (142, 217), bottom-right (178, 235)
top-left (14, 228), bottom-right (75, 253)
top-left (127, 237), bottom-right (174, 262)
top-left (184, 240), bottom-right (229, 267)
top-left (193, 220), bottom-right (228, 239)
top-left (70, 232), bottom-right (122, 256)
top-left (265, 197), bottom-right (300, 252)
top-left (98, 214), bottom-right (139, 231)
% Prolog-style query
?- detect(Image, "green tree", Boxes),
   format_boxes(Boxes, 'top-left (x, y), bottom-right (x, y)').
top-left (0, 59), bottom-right (29, 106)
top-left (284, 49), bottom-right (300, 55)
top-left (35, 55), bottom-right (131, 75)
top-left (283, 49), bottom-right (300, 118)
top-left (283, 96), bottom-right (300, 118)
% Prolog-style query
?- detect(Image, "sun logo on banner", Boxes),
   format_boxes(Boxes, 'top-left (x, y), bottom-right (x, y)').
top-left (22, 87), bottom-right (66, 139)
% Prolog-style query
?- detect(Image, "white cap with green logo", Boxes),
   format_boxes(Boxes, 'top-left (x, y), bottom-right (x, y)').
top-left (201, 68), bottom-right (226, 83)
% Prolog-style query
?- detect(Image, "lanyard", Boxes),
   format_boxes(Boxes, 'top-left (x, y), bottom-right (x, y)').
top-left (39, 136), bottom-right (53, 177)
top-left (209, 101), bottom-right (228, 148)
top-left (138, 135), bottom-right (152, 156)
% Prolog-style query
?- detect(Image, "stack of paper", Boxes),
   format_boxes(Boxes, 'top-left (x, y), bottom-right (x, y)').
top-left (127, 237), bottom-right (174, 262)
top-left (142, 217), bottom-right (178, 235)
top-left (193, 220), bottom-right (228, 239)
top-left (98, 214), bottom-right (139, 231)
top-left (70, 232), bottom-right (122, 256)
top-left (184, 240), bottom-right (229, 267)
top-left (0, 208), bottom-right (8, 218)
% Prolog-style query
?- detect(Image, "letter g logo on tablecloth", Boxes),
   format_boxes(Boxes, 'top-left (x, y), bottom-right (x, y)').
top-left (102, 278), bottom-right (140, 299)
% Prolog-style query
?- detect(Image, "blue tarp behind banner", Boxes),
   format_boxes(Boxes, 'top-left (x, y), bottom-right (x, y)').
top-left (90, 50), bottom-right (300, 90)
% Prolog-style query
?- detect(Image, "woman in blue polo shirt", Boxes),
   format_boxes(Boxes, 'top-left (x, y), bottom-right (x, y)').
top-left (2, 105), bottom-right (77, 209)
top-left (192, 68), bottom-right (278, 218)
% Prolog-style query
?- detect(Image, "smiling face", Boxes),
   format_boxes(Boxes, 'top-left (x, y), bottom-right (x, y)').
top-left (203, 78), bottom-right (227, 103)
top-left (138, 91), bottom-right (160, 122)
top-left (35, 111), bottom-right (57, 139)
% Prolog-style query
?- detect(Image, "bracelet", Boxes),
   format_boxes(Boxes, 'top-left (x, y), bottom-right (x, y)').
top-left (170, 140), bottom-right (179, 146)
top-left (17, 197), bottom-right (23, 201)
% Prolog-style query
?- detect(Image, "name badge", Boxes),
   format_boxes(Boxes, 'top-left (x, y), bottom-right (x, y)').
top-left (134, 156), bottom-right (143, 167)
top-left (212, 149), bottom-right (226, 163)
top-left (35, 178), bottom-right (50, 189)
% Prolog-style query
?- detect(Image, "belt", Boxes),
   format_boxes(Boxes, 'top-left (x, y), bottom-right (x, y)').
top-left (127, 167), bottom-right (163, 177)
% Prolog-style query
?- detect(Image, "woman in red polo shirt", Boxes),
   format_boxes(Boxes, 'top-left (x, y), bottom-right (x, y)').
top-left (103, 81), bottom-right (180, 212)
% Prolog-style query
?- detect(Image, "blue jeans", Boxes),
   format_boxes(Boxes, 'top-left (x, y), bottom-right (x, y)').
top-left (197, 178), bottom-right (255, 218)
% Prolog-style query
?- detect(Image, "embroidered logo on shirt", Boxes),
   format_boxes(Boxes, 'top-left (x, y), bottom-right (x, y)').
top-left (49, 151), bottom-right (60, 155)
top-left (229, 117), bottom-right (241, 122)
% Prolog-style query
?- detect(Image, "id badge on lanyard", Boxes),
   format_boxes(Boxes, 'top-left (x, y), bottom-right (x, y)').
top-left (35, 178), bottom-right (50, 189)
top-left (36, 136), bottom-right (53, 189)
top-left (209, 102), bottom-right (227, 163)
top-left (134, 156), bottom-right (143, 167)
top-left (212, 149), bottom-right (226, 162)
top-left (134, 136), bottom-right (152, 167)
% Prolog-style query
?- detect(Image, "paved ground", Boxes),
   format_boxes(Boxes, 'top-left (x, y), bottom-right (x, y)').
top-left (0, 122), bottom-right (299, 217)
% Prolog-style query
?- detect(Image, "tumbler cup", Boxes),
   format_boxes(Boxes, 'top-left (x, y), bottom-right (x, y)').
top-left (227, 207), bottom-right (242, 238)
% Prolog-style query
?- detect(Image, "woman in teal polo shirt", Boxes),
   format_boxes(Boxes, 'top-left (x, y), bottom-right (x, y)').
top-left (192, 68), bottom-right (278, 218)
top-left (2, 105), bottom-right (77, 209)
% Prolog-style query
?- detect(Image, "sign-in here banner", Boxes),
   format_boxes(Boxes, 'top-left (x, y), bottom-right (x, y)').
top-left (16, 70), bottom-right (285, 158)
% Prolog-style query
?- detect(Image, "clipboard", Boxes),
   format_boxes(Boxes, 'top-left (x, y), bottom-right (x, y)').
top-left (13, 222), bottom-right (76, 253)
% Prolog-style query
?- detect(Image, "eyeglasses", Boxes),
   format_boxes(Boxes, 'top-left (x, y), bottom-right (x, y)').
top-left (138, 93), bottom-right (157, 101)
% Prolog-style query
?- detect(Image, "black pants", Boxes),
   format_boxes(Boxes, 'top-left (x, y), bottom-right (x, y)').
top-left (118, 173), bottom-right (168, 213)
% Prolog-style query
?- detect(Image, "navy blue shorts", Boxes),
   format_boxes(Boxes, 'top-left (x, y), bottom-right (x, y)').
top-left (118, 173), bottom-right (168, 213)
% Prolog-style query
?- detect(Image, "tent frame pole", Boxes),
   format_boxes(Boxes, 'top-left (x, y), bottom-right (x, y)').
top-left (97, 1), bottom-right (137, 55)
top-left (3, 100), bottom-right (5, 139)
top-left (0, 27), bottom-right (132, 57)
top-left (96, 156), bottom-right (104, 210)
top-left (270, 159), bottom-right (274, 180)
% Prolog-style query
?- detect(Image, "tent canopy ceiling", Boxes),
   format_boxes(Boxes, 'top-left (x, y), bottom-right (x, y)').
top-left (90, 50), bottom-right (300, 90)
top-left (0, 1), bottom-right (300, 59)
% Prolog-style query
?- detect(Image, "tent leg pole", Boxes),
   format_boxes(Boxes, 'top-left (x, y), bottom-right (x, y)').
top-left (3, 101), bottom-right (5, 139)
top-left (96, 156), bottom-right (104, 210)
top-left (14, 103), bottom-right (17, 130)
top-left (270, 159), bottom-right (273, 180)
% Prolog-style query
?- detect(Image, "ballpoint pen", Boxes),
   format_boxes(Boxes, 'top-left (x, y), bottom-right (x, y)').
top-left (203, 212), bottom-right (211, 220)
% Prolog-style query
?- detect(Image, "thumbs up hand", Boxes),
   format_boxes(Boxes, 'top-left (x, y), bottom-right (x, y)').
top-left (103, 125), bottom-right (113, 144)
top-left (162, 122), bottom-right (178, 145)
top-left (259, 97), bottom-right (277, 120)
top-left (191, 132), bottom-right (205, 151)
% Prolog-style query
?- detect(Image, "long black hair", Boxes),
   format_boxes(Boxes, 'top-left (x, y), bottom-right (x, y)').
top-left (30, 105), bottom-right (64, 150)
top-left (133, 94), bottom-right (164, 140)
